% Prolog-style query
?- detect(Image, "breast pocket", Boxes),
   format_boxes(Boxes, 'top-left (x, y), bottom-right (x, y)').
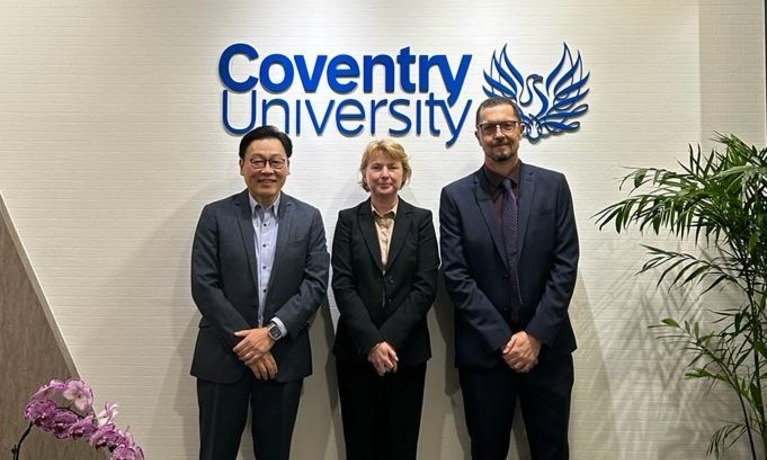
top-left (527, 206), bottom-right (556, 241)
top-left (531, 206), bottom-right (554, 218)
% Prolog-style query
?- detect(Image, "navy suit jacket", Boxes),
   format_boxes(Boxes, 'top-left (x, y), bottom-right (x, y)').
top-left (190, 190), bottom-right (329, 383)
top-left (439, 163), bottom-right (579, 370)
top-left (332, 198), bottom-right (439, 366)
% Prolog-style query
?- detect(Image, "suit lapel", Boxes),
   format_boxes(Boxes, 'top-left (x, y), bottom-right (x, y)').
top-left (358, 201), bottom-right (384, 272)
top-left (235, 190), bottom-right (259, 291)
top-left (268, 194), bottom-right (294, 301)
top-left (518, 164), bottom-right (535, 253)
top-left (386, 199), bottom-right (412, 270)
top-left (473, 170), bottom-right (509, 269)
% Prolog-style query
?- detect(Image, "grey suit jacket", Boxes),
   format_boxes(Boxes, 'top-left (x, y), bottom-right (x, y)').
top-left (190, 190), bottom-right (329, 383)
top-left (440, 163), bottom-right (579, 370)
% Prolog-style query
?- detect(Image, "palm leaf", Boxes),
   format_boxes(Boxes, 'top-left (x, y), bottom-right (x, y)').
top-left (595, 134), bottom-right (767, 458)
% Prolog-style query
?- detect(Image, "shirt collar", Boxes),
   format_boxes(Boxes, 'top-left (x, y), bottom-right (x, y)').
top-left (371, 199), bottom-right (398, 218)
top-left (482, 162), bottom-right (521, 189)
top-left (249, 192), bottom-right (281, 217)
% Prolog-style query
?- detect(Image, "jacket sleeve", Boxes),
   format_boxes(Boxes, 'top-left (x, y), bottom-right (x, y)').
top-left (273, 207), bottom-right (330, 338)
top-left (190, 204), bottom-right (251, 348)
top-left (331, 210), bottom-right (385, 354)
top-left (525, 174), bottom-right (579, 347)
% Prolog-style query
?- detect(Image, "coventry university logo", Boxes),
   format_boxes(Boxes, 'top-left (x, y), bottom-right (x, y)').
top-left (483, 43), bottom-right (590, 143)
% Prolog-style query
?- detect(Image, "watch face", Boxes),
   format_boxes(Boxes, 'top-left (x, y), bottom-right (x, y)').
top-left (269, 324), bottom-right (282, 339)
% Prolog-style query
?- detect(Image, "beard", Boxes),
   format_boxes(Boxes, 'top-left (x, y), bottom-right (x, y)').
top-left (486, 141), bottom-right (518, 163)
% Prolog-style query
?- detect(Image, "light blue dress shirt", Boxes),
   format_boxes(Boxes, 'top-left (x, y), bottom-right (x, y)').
top-left (249, 193), bottom-right (286, 335)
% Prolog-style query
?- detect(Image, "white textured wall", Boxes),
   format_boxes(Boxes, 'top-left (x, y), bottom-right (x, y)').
top-left (1, 1), bottom-right (764, 459)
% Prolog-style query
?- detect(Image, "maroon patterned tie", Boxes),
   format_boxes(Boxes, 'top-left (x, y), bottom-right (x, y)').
top-left (502, 179), bottom-right (522, 324)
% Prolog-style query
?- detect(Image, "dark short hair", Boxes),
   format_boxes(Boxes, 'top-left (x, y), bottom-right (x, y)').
top-left (238, 125), bottom-right (293, 159)
top-left (475, 96), bottom-right (522, 126)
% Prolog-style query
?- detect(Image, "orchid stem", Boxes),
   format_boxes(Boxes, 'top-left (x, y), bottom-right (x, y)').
top-left (11, 422), bottom-right (33, 460)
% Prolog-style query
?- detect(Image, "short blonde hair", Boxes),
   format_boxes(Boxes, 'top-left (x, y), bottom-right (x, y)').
top-left (359, 139), bottom-right (412, 192)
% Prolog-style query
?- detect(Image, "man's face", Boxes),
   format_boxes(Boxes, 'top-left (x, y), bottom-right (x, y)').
top-left (239, 138), bottom-right (290, 206)
top-left (475, 104), bottom-right (524, 166)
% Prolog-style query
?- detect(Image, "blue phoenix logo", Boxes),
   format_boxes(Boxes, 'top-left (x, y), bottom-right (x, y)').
top-left (483, 43), bottom-right (590, 143)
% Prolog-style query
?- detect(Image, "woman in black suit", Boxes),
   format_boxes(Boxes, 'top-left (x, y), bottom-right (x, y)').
top-left (332, 139), bottom-right (439, 460)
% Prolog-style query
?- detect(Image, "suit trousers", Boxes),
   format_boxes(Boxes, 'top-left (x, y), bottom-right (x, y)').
top-left (197, 375), bottom-right (303, 460)
top-left (336, 361), bottom-right (427, 460)
top-left (459, 354), bottom-right (574, 460)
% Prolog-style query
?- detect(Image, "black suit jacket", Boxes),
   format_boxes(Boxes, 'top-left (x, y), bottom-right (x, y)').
top-left (439, 163), bottom-right (579, 370)
top-left (190, 190), bottom-right (330, 383)
top-left (332, 198), bottom-right (439, 366)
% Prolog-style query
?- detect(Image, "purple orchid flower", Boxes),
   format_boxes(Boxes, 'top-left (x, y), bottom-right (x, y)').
top-left (62, 378), bottom-right (94, 412)
top-left (97, 402), bottom-right (120, 427)
top-left (23, 399), bottom-right (57, 428)
top-left (50, 409), bottom-right (79, 439)
top-left (68, 414), bottom-right (97, 439)
top-left (110, 443), bottom-right (145, 460)
top-left (89, 423), bottom-right (122, 449)
top-left (15, 379), bottom-right (144, 460)
top-left (29, 379), bottom-right (66, 401)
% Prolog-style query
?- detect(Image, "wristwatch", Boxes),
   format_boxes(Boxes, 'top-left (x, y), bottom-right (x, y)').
top-left (267, 321), bottom-right (284, 341)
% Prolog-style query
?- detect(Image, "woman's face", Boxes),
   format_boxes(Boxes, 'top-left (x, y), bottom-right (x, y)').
top-left (364, 150), bottom-right (403, 200)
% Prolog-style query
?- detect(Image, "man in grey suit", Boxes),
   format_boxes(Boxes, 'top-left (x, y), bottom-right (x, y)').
top-left (440, 96), bottom-right (579, 460)
top-left (190, 125), bottom-right (330, 460)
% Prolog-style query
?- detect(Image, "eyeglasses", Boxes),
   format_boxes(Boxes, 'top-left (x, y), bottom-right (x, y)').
top-left (477, 120), bottom-right (521, 136)
top-left (248, 158), bottom-right (287, 170)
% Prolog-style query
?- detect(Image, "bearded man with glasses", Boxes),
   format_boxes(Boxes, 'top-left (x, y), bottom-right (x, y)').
top-left (190, 125), bottom-right (330, 460)
top-left (440, 96), bottom-right (580, 460)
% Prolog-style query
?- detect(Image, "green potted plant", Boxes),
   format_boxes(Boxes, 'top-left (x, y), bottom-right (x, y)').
top-left (594, 134), bottom-right (767, 458)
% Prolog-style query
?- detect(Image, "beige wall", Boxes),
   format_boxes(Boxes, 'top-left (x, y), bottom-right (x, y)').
top-left (0, 195), bottom-right (103, 459)
top-left (0, 1), bottom-right (764, 459)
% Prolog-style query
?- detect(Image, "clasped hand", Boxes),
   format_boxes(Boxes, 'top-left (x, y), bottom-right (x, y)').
top-left (502, 331), bottom-right (541, 373)
top-left (368, 341), bottom-right (398, 376)
top-left (234, 327), bottom-right (277, 380)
